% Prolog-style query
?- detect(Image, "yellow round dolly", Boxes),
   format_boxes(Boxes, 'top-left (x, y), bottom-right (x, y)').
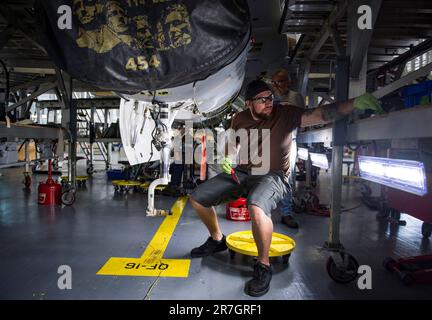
top-left (60, 175), bottom-right (89, 187)
top-left (112, 180), bottom-right (142, 193)
top-left (112, 180), bottom-right (126, 193)
top-left (139, 182), bottom-right (167, 192)
top-left (226, 231), bottom-right (295, 264)
top-left (139, 182), bottom-right (150, 191)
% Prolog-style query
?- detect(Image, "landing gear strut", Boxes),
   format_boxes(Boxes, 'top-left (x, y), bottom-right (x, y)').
top-left (146, 103), bottom-right (178, 216)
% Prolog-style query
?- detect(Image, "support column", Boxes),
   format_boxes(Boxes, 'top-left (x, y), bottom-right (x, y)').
top-left (327, 56), bottom-right (349, 248)
top-left (305, 155), bottom-right (312, 188)
top-left (299, 59), bottom-right (311, 97)
top-left (25, 140), bottom-right (30, 173)
top-left (107, 142), bottom-right (112, 169)
top-left (67, 78), bottom-right (77, 187)
top-left (104, 108), bottom-right (109, 130)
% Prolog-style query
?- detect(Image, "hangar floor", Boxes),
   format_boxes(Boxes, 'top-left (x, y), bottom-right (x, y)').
top-left (0, 165), bottom-right (431, 300)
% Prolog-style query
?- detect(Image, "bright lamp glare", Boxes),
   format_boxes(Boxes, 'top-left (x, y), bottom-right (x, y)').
top-left (309, 152), bottom-right (329, 169)
top-left (298, 148), bottom-right (309, 160)
top-left (358, 156), bottom-right (427, 196)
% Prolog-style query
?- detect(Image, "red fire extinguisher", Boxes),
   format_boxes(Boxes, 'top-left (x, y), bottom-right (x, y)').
top-left (38, 159), bottom-right (62, 205)
top-left (226, 197), bottom-right (251, 221)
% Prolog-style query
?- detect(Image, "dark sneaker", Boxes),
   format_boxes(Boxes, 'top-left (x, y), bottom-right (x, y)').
top-left (161, 185), bottom-right (182, 197)
top-left (244, 262), bottom-right (273, 297)
top-left (190, 235), bottom-right (228, 258)
top-left (281, 214), bottom-right (299, 229)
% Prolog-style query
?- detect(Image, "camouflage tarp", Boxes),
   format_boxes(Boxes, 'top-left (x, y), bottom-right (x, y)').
top-left (35, 0), bottom-right (250, 93)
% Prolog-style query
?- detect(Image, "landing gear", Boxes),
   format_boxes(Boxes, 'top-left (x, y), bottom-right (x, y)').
top-left (146, 103), bottom-right (178, 216)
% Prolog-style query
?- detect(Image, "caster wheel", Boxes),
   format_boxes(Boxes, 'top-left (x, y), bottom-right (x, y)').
top-left (124, 186), bottom-right (130, 193)
top-left (377, 204), bottom-right (391, 219)
top-left (390, 209), bottom-right (401, 221)
top-left (61, 189), bottom-right (76, 206)
top-left (86, 165), bottom-right (94, 175)
top-left (52, 160), bottom-right (59, 171)
top-left (326, 252), bottom-right (359, 284)
top-left (401, 272), bottom-right (415, 286)
top-left (382, 257), bottom-right (396, 272)
top-left (422, 223), bottom-right (432, 238)
top-left (282, 254), bottom-right (291, 265)
top-left (229, 249), bottom-right (236, 260)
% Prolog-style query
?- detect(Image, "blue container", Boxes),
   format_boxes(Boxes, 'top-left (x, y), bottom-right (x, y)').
top-left (106, 169), bottom-right (127, 180)
top-left (402, 80), bottom-right (432, 108)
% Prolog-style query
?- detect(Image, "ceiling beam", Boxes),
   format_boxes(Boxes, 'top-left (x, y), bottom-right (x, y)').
top-left (6, 82), bottom-right (58, 113)
top-left (368, 38), bottom-right (432, 75)
top-left (10, 76), bottom-right (57, 91)
top-left (0, 4), bottom-right (47, 54)
top-left (1, 58), bottom-right (55, 69)
top-left (308, 1), bottom-right (348, 60)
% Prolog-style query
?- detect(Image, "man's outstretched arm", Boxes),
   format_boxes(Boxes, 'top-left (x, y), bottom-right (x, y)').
top-left (300, 93), bottom-right (383, 127)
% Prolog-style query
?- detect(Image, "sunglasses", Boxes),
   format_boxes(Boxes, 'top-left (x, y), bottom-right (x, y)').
top-left (252, 94), bottom-right (273, 103)
top-left (271, 80), bottom-right (287, 85)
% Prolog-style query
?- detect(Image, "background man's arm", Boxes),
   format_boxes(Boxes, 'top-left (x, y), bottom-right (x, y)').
top-left (300, 93), bottom-right (383, 127)
top-left (300, 99), bottom-right (354, 127)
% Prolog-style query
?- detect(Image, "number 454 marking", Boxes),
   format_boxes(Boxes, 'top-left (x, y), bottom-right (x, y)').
top-left (125, 55), bottom-right (161, 71)
top-left (97, 197), bottom-right (191, 277)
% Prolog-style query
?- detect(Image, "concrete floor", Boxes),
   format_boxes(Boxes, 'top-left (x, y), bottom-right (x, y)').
top-left (0, 164), bottom-right (431, 300)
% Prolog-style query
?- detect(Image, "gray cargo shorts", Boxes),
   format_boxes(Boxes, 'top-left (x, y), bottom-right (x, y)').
top-left (190, 170), bottom-right (291, 217)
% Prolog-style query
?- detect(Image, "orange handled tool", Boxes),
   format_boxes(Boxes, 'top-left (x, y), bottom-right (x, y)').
top-left (231, 168), bottom-right (240, 184)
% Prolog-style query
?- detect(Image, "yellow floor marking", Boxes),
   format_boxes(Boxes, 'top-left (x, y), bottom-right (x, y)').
top-left (97, 196), bottom-right (191, 277)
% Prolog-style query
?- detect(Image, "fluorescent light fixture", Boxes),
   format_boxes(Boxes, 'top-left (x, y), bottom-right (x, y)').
top-left (358, 156), bottom-right (427, 196)
top-left (298, 147), bottom-right (309, 160)
top-left (309, 152), bottom-right (329, 169)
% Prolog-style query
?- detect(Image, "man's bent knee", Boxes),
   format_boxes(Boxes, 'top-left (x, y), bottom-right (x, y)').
top-left (248, 204), bottom-right (267, 221)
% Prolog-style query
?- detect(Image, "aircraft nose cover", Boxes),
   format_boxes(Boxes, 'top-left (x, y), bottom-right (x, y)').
top-left (35, 0), bottom-right (250, 92)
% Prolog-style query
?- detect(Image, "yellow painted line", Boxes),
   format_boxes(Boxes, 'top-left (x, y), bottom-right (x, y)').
top-left (140, 197), bottom-right (187, 262)
top-left (97, 196), bottom-right (191, 277)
